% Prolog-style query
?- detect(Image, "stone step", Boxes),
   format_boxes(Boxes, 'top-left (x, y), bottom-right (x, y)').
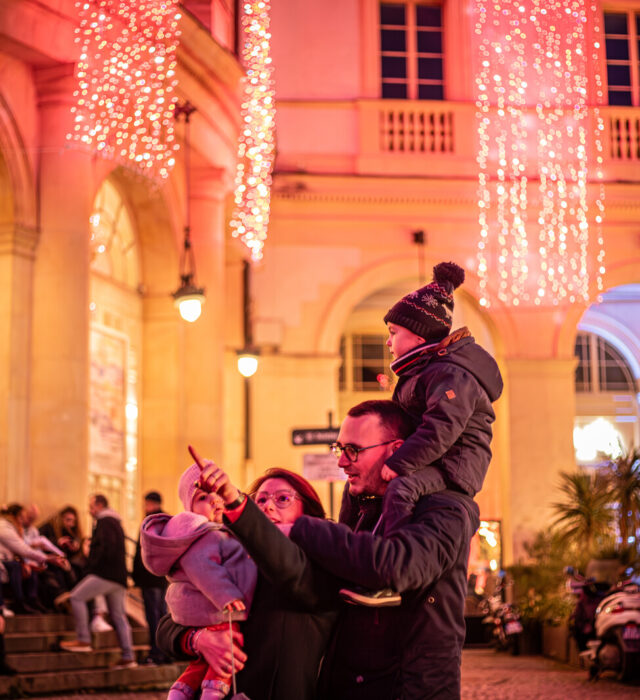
top-left (5, 626), bottom-right (150, 653)
top-left (0, 661), bottom-right (182, 696)
top-left (4, 613), bottom-right (75, 634)
top-left (7, 645), bottom-right (151, 673)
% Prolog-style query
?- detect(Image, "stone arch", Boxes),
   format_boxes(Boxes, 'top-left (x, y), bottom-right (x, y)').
top-left (0, 94), bottom-right (37, 233)
top-left (104, 166), bottom-right (181, 293)
top-left (315, 255), bottom-right (508, 358)
top-left (578, 311), bottom-right (640, 380)
top-left (555, 260), bottom-right (640, 358)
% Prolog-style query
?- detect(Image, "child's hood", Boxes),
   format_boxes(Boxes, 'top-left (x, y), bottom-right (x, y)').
top-left (140, 511), bottom-right (224, 576)
top-left (441, 334), bottom-right (503, 402)
top-left (394, 327), bottom-right (503, 402)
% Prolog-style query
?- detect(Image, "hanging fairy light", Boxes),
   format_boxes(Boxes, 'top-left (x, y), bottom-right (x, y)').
top-left (229, 1), bottom-right (276, 261)
top-left (67, 0), bottom-right (181, 180)
top-left (473, 0), bottom-right (605, 307)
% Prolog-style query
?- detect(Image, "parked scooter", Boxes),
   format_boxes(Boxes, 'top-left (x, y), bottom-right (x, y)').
top-left (565, 566), bottom-right (611, 652)
top-left (480, 573), bottom-right (523, 655)
top-left (567, 567), bottom-right (640, 681)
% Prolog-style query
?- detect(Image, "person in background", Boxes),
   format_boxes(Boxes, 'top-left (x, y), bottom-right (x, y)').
top-left (0, 504), bottom-right (67, 615)
top-left (132, 490), bottom-right (169, 665)
top-left (0, 561), bottom-right (13, 619)
top-left (0, 614), bottom-right (17, 676)
top-left (21, 504), bottom-right (70, 611)
top-left (60, 494), bottom-right (136, 669)
top-left (39, 506), bottom-right (85, 580)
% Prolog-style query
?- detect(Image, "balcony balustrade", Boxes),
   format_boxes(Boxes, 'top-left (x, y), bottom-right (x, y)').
top-left (356, 99), bottom-right (640, 182)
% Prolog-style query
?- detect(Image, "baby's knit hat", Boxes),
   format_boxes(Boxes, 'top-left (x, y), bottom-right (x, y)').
top-left (384, 262), bottom-right (465, 344)
top-left (178, 463), bottom-right (202, 512)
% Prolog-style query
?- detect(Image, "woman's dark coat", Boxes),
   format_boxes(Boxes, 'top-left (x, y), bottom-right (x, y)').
top-left (156, 498), bottom-right (336, 700)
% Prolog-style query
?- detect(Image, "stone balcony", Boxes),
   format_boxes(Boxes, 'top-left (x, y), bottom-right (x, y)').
top-left (275, 98), bottom-right (640, 183)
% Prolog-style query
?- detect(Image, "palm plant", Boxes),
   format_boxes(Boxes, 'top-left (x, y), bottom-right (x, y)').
top-left (603, 448), bottom-right (640, 550)
top-left (551, 470), bottom-right (614, 560)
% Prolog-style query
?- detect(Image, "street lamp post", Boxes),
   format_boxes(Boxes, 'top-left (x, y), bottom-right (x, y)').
top-left (237, 259), bottom-right (259, 461)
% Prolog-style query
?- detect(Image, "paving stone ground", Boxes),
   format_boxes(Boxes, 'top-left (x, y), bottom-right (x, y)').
top-left (23, 649), bottom-right (640, 700)
top-left (461, 648), bottom-right (640, 699)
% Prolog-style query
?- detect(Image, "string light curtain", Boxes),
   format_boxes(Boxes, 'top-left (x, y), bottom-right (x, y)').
top-left (67, 0), bottom-right (181, 180)
top-left (230, 0), bottom-right (276, 261)
top-left (473, 0), bottom-right (605, 307)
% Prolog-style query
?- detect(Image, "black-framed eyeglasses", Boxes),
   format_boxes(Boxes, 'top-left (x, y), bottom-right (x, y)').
top-left (254, 490), bottom-right (300, 510)
top-left (330, 440), bottom-right (395, 463)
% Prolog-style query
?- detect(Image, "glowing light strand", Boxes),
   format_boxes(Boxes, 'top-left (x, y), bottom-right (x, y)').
top-left (473, 0), bottom-right (606, 307)
top-left (230, 1), bottom-right (276, 261)
top-left (67, 0), bottom-right (181, 180)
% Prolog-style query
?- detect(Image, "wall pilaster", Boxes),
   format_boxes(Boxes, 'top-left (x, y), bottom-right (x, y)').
top-left (0, 225), bottom-right (38, 503)
top-left (503, 357), bottom-right (577, 559)
top-left (29, 65), bottom-right (94, 514)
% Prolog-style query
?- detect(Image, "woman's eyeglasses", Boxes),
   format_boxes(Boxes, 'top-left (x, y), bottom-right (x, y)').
top-left (330, 440), bottom-right (395, 463)
top-left (254, 490), bottom-right (300, 510)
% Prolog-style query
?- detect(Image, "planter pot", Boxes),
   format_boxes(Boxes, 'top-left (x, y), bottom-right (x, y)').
top-left (542, 621), bottom-right (570, 662)
top-left (519, 619), bottom-right (542, 655)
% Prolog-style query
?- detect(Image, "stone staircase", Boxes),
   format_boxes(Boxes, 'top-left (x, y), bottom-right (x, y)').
top-left (1, 612), bottom-right (184, 696)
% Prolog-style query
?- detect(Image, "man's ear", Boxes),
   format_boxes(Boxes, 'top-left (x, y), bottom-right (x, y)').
top-left (390, 438), bottom-right (404, 453)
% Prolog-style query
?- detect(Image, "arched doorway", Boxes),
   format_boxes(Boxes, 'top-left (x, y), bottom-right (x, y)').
top-left (574, 284), bottom-right (640, 464)
top-left (88, 178), bottom-right (142, 532)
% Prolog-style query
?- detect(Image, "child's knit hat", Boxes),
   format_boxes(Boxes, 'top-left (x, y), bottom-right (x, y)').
top-left (178, 463), bottom-right (202, 511)
top-left (384, 262), bottom-right (465, 344)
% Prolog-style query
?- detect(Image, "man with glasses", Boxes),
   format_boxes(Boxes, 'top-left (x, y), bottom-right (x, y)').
top-left (289, 399), bottom-right (479, 700)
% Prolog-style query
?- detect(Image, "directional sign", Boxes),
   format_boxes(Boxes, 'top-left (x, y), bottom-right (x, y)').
top-left (302, 453), bottom-right (346, 482)
top-left (292, 428), bottom-right (339, 446)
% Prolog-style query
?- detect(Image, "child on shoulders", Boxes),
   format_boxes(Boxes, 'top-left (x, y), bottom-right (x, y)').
top-left (341, 262), bottom-right (503, 607)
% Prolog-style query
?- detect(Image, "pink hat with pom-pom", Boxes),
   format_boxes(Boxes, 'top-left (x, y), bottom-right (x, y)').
top-left (178, 463), bottom-right (202, 512)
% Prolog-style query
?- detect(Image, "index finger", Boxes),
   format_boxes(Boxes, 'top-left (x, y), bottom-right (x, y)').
top-left (188, 444), bottom-right (206, 471)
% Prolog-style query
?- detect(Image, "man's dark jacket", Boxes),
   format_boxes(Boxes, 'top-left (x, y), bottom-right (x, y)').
top-left (88, 508), bottom-right (128, 586)
top-left (386, 327), bottom-right (503, 495)
top-left (290, 490), bottom-right (479, 700)
top-left (157, 490), bottom-right (477, 700)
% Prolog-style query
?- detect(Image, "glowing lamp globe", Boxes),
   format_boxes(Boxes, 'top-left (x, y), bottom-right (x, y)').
top-left (237, 352), bottom-right (259, 378)
top-left (173, 284), bottom-right (205, 323)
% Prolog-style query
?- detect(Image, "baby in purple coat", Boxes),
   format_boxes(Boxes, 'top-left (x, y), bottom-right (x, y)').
top-left (141, 463), bottom-right (257, 700)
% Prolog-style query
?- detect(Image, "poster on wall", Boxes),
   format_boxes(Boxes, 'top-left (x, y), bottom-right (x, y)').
top-left (89, 326), bottom-right (126, 476)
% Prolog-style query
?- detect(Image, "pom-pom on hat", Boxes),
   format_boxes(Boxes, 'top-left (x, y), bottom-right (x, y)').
top-left (384, 262), bottom-right (465, 344)
top-left (178, 463), bottom-right (202, 512)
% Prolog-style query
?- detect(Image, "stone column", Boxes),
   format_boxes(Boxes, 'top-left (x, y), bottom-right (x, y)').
top-left (29, 65), bottom-right (94, 512)
top-left (503, 357), bottom-right (577, 560)
top-left (0, 225), bottom-right (38, 503)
